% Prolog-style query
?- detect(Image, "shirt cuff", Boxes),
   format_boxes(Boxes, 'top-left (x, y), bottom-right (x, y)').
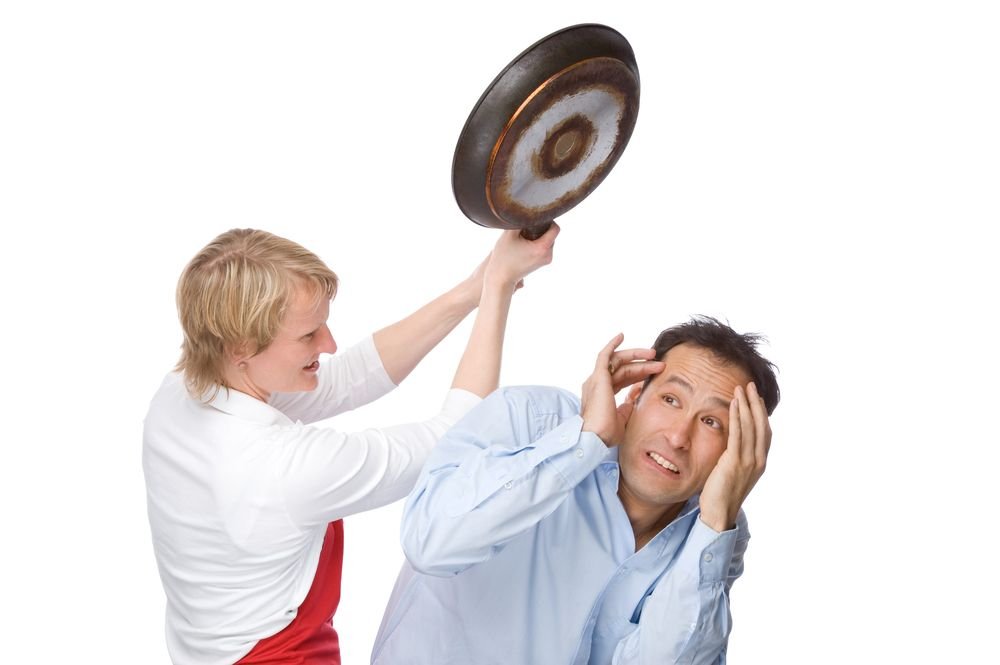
top-left (440, 388), bottom-right (483, 424)
top-left (543, 416), bottom-right (609, 489)
top-left (359, 334), bottom-right (398, 389)
top-left (684, 517), bottom-right (740, 585)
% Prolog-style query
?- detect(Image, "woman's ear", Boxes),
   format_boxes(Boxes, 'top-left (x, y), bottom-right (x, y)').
top-left (226, 341), bottom-right (253, 368)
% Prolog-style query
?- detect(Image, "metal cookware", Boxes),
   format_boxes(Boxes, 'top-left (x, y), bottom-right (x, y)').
top-left (452, 24), bottom-right (640, 239)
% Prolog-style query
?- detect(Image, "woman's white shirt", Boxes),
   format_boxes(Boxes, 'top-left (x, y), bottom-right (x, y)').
top-left (142, 335), bottom-right (480, 665)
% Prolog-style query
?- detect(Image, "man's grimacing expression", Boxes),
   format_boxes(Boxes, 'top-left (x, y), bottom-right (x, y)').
top-left (618, 343), bottom-right (751, 511)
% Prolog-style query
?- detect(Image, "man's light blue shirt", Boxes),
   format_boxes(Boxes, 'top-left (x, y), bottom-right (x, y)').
top-left (372, 386), bottom-right (749, 665)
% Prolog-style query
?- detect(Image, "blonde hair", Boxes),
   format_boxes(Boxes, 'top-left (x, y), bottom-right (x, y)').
top-left (175, 228), bottom-right (338, 400)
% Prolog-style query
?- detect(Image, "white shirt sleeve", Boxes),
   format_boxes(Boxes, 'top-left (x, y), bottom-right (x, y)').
top-left (268, 335), bottom-right (396, 424)
top-left (271, 387), bottom-right (482, 529)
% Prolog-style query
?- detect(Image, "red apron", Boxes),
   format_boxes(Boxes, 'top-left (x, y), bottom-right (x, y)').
top-left (237, 520), bottom-right (344, 665)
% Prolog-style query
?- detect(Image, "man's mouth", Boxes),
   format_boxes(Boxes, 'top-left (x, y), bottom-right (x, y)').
top-left (648, 451), bottom-right (679, 474)
top-left (304, 360), bottom-right (320, 371)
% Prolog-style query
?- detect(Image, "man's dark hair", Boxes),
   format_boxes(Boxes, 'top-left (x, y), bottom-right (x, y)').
top-left (645, 316), bottom-right (780, 415)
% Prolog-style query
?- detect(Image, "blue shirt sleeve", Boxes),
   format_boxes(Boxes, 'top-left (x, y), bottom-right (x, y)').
top-left (400, 386), bottom-right (608, 576)
top-left (611, 513), bottom-right (750, 665)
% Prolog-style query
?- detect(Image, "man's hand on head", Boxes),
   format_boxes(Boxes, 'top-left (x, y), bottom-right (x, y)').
top-left (698, 382), bottom-right (772, 532)
top-left (580, 334), bottom-right (664, 447)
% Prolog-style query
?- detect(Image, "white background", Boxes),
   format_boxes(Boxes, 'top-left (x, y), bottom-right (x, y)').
top-left (2, 1), bottom-right (998, 663)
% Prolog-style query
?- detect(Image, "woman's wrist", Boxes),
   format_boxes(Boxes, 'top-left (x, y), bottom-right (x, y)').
top-left (482, 267), bottom-right (521, 295)
top-left (451, 275), bottom-right (482, 315)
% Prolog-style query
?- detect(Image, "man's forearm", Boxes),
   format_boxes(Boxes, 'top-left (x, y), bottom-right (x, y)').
top-left (401, 388), bottom-right (606, 576)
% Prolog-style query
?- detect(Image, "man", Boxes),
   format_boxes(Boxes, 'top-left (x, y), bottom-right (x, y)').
top-left (372, 316), bottom-right (779, 664)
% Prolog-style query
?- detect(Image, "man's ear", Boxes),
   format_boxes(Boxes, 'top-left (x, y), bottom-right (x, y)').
top-left (617, 383), bottom-right (645, 427)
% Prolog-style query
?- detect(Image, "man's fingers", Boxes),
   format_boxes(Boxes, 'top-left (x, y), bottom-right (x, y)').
top-left (735, 385), bottom-right (755, 465)
top-left (747, 382), bottom-right (770, 462)
top-left (605, 347), bottom-right (657, 374)
top-left (594, 333), bottom-right (625, 372)
top-left (611, 347), bottom-right (657, 364)
top-left (727, 394), bottom-right (741, 459)
top-left (611, 361), bottom-right (664, 392)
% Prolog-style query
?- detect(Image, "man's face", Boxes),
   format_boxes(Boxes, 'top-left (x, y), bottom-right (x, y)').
top-left (618, 343), bottom-right (751, 513)
top-left (241, 284), bottom-right (337, 399)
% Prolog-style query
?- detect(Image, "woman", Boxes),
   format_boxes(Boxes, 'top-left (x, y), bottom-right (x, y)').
top-left (143, 225), bottom-right (558, 664)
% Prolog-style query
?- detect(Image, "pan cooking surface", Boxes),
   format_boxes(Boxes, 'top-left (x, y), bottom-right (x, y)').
top-left (486, 57), bottom-right (639, 227)
top-left (453, 24), bottom-right (639, 233)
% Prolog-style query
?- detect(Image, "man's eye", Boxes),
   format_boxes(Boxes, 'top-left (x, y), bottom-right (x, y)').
top-left (302, 333), bottom-right (314, 341)
top-left (703, 417), bottom-right (722, 430)
top-left (662, 395), bottom-right (678, 406)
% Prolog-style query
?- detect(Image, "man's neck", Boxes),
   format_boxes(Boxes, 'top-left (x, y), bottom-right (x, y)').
top-left (618, 489), bottom-right (686, 552)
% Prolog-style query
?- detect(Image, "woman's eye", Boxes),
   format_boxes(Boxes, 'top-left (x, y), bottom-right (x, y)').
top-left (662, 395), bottom-right (677, 406)
top-left (703, 417), bottom-right (722, 430)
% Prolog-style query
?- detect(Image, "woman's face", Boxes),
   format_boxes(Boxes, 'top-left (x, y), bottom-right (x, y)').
top-left (240, 284), bottom-right (337, 400)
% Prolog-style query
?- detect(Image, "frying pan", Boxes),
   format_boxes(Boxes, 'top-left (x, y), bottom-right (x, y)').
top-left (452, 24), bottom-right (640, 239)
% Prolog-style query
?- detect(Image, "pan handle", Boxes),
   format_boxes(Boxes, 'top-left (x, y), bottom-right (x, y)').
top-left (520, 221), bottom-right (553, 241)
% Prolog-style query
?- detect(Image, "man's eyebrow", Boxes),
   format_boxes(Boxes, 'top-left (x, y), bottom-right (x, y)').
top-left (706, 396), bottom-right (732, 412)
top-left (661, 375), bottom-right (693, 393)
top-left (662, 375), bottom-right (732, 411)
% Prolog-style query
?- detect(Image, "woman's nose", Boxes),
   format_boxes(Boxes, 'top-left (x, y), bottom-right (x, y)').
top-left (319, 325), bottom-right (337, 355)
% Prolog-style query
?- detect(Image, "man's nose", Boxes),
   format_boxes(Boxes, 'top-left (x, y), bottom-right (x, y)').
top-left (663, 418), bottom-right (694, 450)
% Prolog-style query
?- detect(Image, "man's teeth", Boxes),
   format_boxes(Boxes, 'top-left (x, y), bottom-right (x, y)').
top-left (648, 451), bottom-right (679, 473)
